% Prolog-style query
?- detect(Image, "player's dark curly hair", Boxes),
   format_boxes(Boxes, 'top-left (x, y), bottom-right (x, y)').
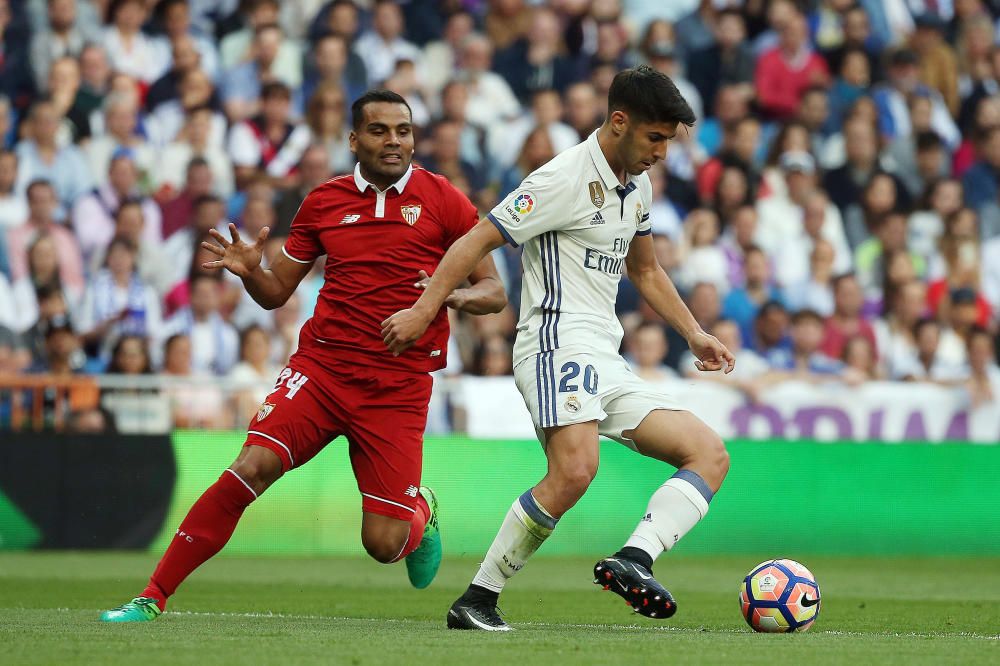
top-left (607, 65), bottom-right (696, 127)
top-left (351, 89), bottom-right (413, 129)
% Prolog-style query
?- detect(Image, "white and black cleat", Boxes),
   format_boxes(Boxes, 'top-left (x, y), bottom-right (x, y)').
top-left (593, 556), bottom-right (677, 619)
top-left (447, 598), bottom-right (511, 632)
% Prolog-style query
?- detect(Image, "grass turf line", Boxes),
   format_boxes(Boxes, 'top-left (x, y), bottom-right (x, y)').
top-left (0, 553), bottom-right (997, 665)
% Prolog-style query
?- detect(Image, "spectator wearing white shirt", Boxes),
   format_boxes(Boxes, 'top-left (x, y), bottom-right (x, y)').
top-left (77, 236), bottom-right (163, 364)
top-left (165, 273), bottom-right (239, 376)
top-left (625, 321), bottom-right (679, 382)
top-left (488, 89), bottom-right (579, 175)
top-left (353, 0), bottom-right (422, 86)
top-left (874, 279), bottom-right (928, 380)
top-left (455, 33), bottom-right (521, 130)
top-left (674, 208), bottom-right (730, 296)
top-left (154, 106), bottom-right (235, 198)
top-left (102, 0), bottom-right (170, 85)
top-left (758, 154), bottom-right (852, 286)
top-left (228, 324), bottom-right (282, 421)
top-left (219, 0), bottom-right (302, 87)
top-left (895, 317), bottom-right (967, 383)
top-left (15, 101), bottom-right (92, 210)
top-left (421, 10), bottom-right (474, 95)
top-left (72, 152), bottom-right (162, 267)
top-left (965, 327), bottom-right (1000, 408)
top-left (785, 238), bottom-right (837, 317)
top-left (84, 93), bottom-right (155, 189)
top-left (227, 82), bottom-right (311, 190)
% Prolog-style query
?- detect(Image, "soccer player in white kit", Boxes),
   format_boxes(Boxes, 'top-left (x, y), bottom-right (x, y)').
top-left (382, 66), bottom-right (735, 631)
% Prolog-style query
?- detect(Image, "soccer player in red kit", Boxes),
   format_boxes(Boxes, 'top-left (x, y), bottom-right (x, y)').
top-left (100, 90), bottom-right (507, 622)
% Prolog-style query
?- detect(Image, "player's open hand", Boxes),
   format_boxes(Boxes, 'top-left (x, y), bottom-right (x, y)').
top-left (688, 330), bottom-right (736, 374)
top-left (201, 223), bottom-right (270, 279)
top-left (381, 307), bottom-right (433, 356)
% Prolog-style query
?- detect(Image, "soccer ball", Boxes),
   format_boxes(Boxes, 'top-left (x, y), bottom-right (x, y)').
top-left (739, 559), bottom-right (820, 633)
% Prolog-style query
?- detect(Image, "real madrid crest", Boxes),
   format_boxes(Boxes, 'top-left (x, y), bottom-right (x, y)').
top-left (565, 395), bottom-right (581, 414)
top-left (400, 204), bottom-right (422, 226)
top-left (256, 402), bottom-right (276, 421)
top-left (635, 202), bottom-right (643, 227)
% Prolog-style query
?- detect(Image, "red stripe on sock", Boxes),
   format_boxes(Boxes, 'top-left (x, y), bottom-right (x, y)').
top-left (142, 470), bottom-right (257, 610)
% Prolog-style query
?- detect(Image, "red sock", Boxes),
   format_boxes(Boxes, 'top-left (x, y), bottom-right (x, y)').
top-left (392, 494), bottom-right (430, 562)
top-left (141, 470), bottom-right (257, 610)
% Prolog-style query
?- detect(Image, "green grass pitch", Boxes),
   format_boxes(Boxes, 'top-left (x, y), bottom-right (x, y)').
top-left (1, 552), bottom-right (997, 665)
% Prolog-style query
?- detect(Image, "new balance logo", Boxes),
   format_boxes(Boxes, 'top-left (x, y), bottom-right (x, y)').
top-left (404, 485), bottom-right (419, 497)
top-left (340, 214), bottom-right (361, 224)
top-left (590, 211), bottom-right (605, 225)
top-left (641, 512), bottom-right (653, 523)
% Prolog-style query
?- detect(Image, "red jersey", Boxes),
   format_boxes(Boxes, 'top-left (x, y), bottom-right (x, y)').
top-left (282, 164), bottom-right (478, 373)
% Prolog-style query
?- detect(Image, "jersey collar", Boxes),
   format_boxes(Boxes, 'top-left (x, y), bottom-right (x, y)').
top-left (586, 130), bottom-right (634, 192)
top-left (353, 162), bottom-right (414, 194)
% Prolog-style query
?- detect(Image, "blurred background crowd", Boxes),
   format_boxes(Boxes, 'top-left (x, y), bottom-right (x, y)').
top-left (1, 0), bottom-right (1000, 433)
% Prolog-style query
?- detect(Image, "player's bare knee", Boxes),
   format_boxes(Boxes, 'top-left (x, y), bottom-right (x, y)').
top-left (556, 461), bottom-right (598, 504)
top-left (229, 448), bottom-right (283, 496)
top-left (702, 433), bottom-right (729, 491)
top-left (361, 531), bottom-right (405, 564)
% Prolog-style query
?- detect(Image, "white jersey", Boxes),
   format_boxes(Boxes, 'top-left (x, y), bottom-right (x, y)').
top-left (489, 131), bottom-right (653, 366)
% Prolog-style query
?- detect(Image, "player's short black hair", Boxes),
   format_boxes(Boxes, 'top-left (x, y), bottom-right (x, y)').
top-left (351, 89), bottom-right (412, 130)
top-left (607, 65), bottom-right (696, 128)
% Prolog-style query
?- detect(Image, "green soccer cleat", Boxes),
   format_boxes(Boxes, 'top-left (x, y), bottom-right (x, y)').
top-left (405, 486), bottom-right (442, 589)
top-left (99, 597), bottom-right (163, 623)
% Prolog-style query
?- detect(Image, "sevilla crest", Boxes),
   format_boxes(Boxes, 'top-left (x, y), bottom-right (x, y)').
top-left (400, 204), bottom-right (422, 226)
top-left (256, 402), bottom-right (276, 421)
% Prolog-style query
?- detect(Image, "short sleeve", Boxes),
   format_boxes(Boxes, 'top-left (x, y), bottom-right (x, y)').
top-left (487, 170), bottom-right (572, 247)
top-left (441, 182), bottom-right (480, 248)
top-left (282, 192), bottom-right (323, 264)
top-left (635, 175), bottom-right (653, 237)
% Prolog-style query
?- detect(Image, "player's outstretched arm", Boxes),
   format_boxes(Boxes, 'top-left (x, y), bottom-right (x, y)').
top-left (413, 252), bottom-right (507, 316)
top-left (382, 218), bottom-right (507, 354)
top-left (625, 234), bottom-right (735, 374)
top-left (201, 224), bottom-right (312, 310)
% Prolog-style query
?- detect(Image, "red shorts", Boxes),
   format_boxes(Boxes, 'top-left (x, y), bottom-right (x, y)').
top-left (244, 351), bottom-right (433, 520)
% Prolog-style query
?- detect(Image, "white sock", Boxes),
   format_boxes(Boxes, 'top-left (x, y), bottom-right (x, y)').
top-left (471, 490), bottom-right (557, 592)
top-left (624, 469), bottom-right (712, 563)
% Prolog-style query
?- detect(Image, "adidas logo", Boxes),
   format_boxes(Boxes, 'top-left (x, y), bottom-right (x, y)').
top-left (405, 485), bottom-right (419, 498)
top-left (641, 512), bottom-right (653, 523)
top-left (590, 211), bottom-right (605, 225)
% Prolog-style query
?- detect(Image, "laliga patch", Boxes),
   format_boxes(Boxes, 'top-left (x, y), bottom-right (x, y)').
top-left (635, 202), bottom-right (643, 227)
top-left (504, 191), bottom-right (535, 224)
top-left (256, 402), bottom-right (276, 421)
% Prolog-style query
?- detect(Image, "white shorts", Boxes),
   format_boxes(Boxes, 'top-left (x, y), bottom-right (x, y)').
top-left (513, 347), bottom-right (685, 449)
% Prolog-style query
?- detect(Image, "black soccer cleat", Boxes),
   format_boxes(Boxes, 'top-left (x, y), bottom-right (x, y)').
top-left (593, 556), bottom-right (677, 619)
top-left (447, 594), bottom-right (511, 632)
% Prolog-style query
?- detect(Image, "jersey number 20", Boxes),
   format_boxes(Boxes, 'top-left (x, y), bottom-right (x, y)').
top-left (558, 362), bottom-right (598, 395)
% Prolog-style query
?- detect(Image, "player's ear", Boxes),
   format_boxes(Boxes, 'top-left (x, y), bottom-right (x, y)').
top-left (348, 130), bottom-right (357, 152)
top-left (610, 110), bottom-right (628, 136)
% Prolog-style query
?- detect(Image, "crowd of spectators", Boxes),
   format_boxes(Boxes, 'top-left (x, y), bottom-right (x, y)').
top-left (1, 0), bottom-right (1000, 432)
